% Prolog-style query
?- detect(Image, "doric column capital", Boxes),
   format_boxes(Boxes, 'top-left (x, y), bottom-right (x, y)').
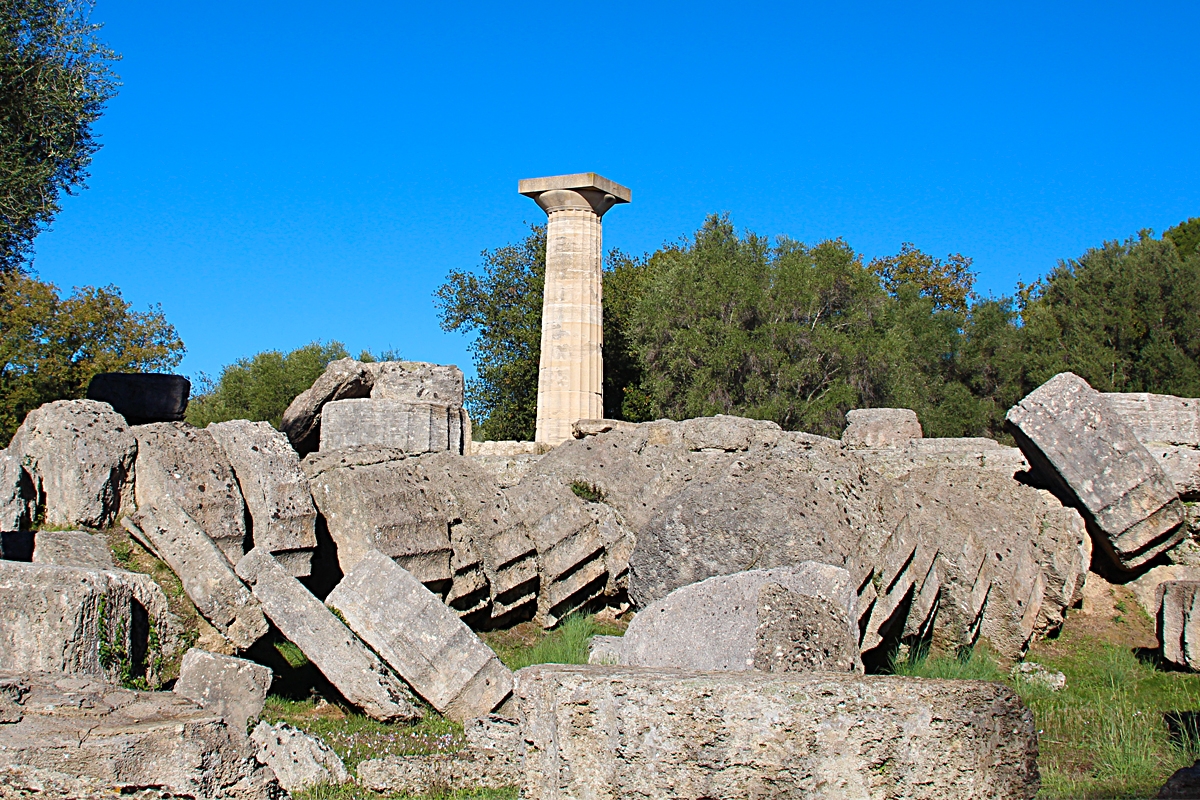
top-left (519, 173), bottom-right (631, 219)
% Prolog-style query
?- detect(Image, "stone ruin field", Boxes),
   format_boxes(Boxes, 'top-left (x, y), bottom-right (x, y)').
top-left (2, 361), bottom-right (1200, 798)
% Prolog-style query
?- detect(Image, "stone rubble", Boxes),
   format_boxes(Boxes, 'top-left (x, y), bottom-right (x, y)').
top-left (174, 648), bottom-right (273, 734)
top-left (280, 357), bottom-right (375, 456)
top-left (250, 721), bottom-right (348, 793)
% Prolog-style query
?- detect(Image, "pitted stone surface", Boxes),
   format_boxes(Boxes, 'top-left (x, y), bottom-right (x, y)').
top-left (280, 358), bottom-right (374, 455)
top-left (842, 407), bottom-right (923, 448)
top-left (1104, 392), bottom-right (1200, 500)
top-left (175, 648), bottom-right (273, 733)
top-left (319, 398), bottom-right (465, 455)
top-left (207, 420), bottom-right (318, 577)
top-left (1006, 372), bottom-right (1185, 570)
top-left (369, 361), bottom-right (464, 405)
top-left (326, 549), bottom-right (512, 721)
top-left (250, 721), bottom-right (348, 792)
top-left (235, 548), bottom-right (421, 721)
top-left (30, 530), bottom-right (114, 570)
top-left (8, 399), bottom-right (136, 530)
top-left (0, 448), bottom-right (35, 531)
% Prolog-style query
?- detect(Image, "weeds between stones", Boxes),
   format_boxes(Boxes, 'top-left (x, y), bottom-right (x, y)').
top-left (479, 612), bottom-right (625, 670)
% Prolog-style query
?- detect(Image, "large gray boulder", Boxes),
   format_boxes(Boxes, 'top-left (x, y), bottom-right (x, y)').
top-left (174, 648), bottom-right (273, 734)
top-left (392, 665), bottom-right (1039, 800)
top-left (30, 530), bottom-right (115, 570)
top-left (326, 549), bottom-right (512, 722)
top-left (319, 398), bottom-right (466, 455)
top-left (0, 672), bottom-right (279, 798)
top-left (1006, 372), bottom-right (1185, 571)
top-left (0, 560), bottom-right (178, 686)
top-left (8, 399), bottom-right (136, 530)
top-left (1105, 391), bottom-right (1200, 499)
top-left (235, 548), bottom-right (422, 722)
top-left (369, 360), bottom-right (464, 404)
top-left (616, 563), bottom-right (861, 673)
top-left (207, 420), bottom-right (318, 578)
top-left (841, 407), bottom-right (923, 448)
top-left (0, 448), bottom-right (36, 531)
top-left (133, 422), bottom-right (248, 564)
top-left (1159, 580), bottom-right (1200, 671)
top-left (250, 721), bottom-right (348, 793)
top-left (280, 358), bottom-right (374, 455)
top-left (128, 503), bottom-right (268, 650)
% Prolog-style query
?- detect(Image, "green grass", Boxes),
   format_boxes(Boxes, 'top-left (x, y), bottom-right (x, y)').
top-left (480, 613), bottom-right (623, 671)
top-left (292, 784), bottom-right (516, 800)
top-left (896, 639), bottom-right (1200, 799)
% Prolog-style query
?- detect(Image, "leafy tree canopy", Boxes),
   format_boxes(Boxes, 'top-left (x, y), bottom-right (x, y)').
top-left (0, 0), bottom-right (119, 272)
top-left (185, 340), bottom-right (349, 429)
top-left (1, 271), bottom-right (183, 444)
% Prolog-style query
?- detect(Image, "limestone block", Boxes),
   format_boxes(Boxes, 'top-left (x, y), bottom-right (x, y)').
top-left (251, 721), bottom-right (348, 793)
top-left (357, 716), bottom-right (523, 795)
top-left (129, 504), bottom-right (267, 650)
top-left (319, 398), bottom-right (465, 455)
top-left (855, 436), bottom-right (1029, 479)
top-left (587, 634), bottom-right (624, 664)
top-left (1129, 564), bottom-right (1200, 619)
top-left (0, 448), bottom-right (35, 531)
top-left (207, 420), bottom-right (318, 577)
top-left (500, 665), bottom-right (1039, 800)
top-left (1006, 372), bottom-right (1185, 570)
top-left (472, 440), bottom-right (554, 457)
top-left (8, 399), bottom-right (136, 530)
top-left (369, 361), bottom-right (464, 405)
top-left (133, 422), bottom-right (248, 564)
top-left (0, 672), bottom-right (279, 799)
top-left (234, 548), bottom-right (422, 721)
top-left (327, 550), bottom-right (512, 721)
top-left (471, 453), bottom-right (545, 488)
top-left (0, 561), bottom-right (177, 686)
top-left (1159, 580), bottom-right (1200, 670)
top-left (619, 563), bottom-right (861, 673)
top-left (842, 407), bottom-right (923, 448)
top-left (281, 357), bottom-right (375, 455)
top-left (85, 372), bottom-right (190, 424)
top-left (1103, 392), bottom-right (1200, 446)
top-left (174, 648), bottom-right (273, 733)
top-left (31, 530), bottom-right (115, 570)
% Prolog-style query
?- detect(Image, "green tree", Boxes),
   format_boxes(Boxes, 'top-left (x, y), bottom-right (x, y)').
top-left (0, 271), bottom-right (183, 444)
top-left (1165, 217), bottom-right (1200, 261)
top-left (185, 340), bottom-right (349, 429)
top-left (870, 242), bottom-right (976, 314)
top-left (0, 0), bottom-right (119, 272)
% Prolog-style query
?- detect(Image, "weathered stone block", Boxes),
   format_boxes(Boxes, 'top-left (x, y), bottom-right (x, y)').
top-left (842, 407), bottom-right (923, 448)
top-left (855, 436), bottom-right (1029, 479)
top-left (0, 448), bottom-right (35, 531)
top-left (8, 399), bottom-right (136, 530)
top-left (319, 398), bottom-right (465, 455)
top-left (619, 563), bottom-right (861, 673)
top-left (234, 547), bottom-right (421, 721)
top-left (31, 530), bottom-right (114, 570)
top-left (251, 721), bottom-right (348, 793)
top-left (208, 420), bottom-right (318, 577)
top-left (85, 372), bottom-right (190, 424)
top-left (369, 361), bottom-right (464, 405)
top-left (281, 357), bottom-right (375, 455)
top-left (1006, 372), bottom-right (1185, 570)
top-left (326, 549), bottom-right (512, 721)
top-left (1159, 580), bottom-right (1200, 670)
top-left (133, 422), bottom-right (248, 563)
top-left (129, 503), bottom-right (267, 650)
top-left (1105, 392), bottom-right (1200, 499)
top-left (175, 648), bottom-right (273, 733)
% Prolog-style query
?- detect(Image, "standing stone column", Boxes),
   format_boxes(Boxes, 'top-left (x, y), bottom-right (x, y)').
top-left (519, 173), bottom-right (631, 444)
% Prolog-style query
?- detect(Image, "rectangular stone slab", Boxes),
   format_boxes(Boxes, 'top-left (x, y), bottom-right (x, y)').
top-left (508, 664), bottom-right (1039, 800)
top-left (326, 549), bottom-right (512, 721)
top-left (1159, 580), bottom-right (1200, 670)
top-left (319, 398), bottom-right (464, 454)
top-left (1005, 372), bottom-right (1185, 570)
top-left (235, 547), bottom-right (422, 722)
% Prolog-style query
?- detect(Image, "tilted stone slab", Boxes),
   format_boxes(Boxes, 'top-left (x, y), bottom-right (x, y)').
top-left (369, 361), bottom-right (464, 405)
top-left (619, 563), bottom-right (861, 673)
top-left (326, 549), bottom-right (513, 721)
top-left (319, 398), bottom-right (465, 455)
top-left (281, 357), bottom-right (375, 455)
top-left (8, 399), bottom-right (136, 530)
top-left (85, 372), bottom-right (190, 424)
top-left (175, 648), bottom-right (273, 734)
top-left (235, 547), bottom-right (422, 721)
top-left (480, 665), bottom-right (1040, 800)
top-left (842, 407), bottom-right (923, 448)
top-left (0, 672), bottom-right (279, 799)
top-left (208, 419), bottom-right (318, 577)
top-left (133, 422), bottom-right (248, 564)
top-left (31, 530), bottom-right (115, 570)
top-left (129, 504), bottom-right (267, 650)
top-left (1159, 580), bottom-right (1200, 671)
top-left (1006, 372), bottom-right (1185, 570)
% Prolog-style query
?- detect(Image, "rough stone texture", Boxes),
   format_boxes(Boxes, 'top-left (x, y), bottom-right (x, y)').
top-left (842, 407), bottom-right (923, 448)
top-left (618, 564), bottom-right (861, 673)
top-left (326, 549), bottom-right (512, 721)
top-left (1105, 392), bottom-right (1200, 499)
top-left (0, 672), bottom-right (279, 799)
top-left (250, 721), bottom-right (348, 793)
top-left (470, 665), bottom-right (1040, 800)
top-left (319, 397), bottom-right (465, 455)
top-left (587, 634), bottom-right (624, 665)
top-left (133, 422), bottom-right (248, 563)
top-left (1158, 759), bottom-right (1200, 798)
top-left (30, 530), bottom-right (115, 569)
top-left (1129, 565), bottom-right (1200, 619)
top-left (85, 372), bottom-right (190, 424)
top-left (0, 561), bottom-right (178, 686)
top-left (1159, 580), bottom-right (1200, 671)
top-left (174, 648), bottom-right (273, 733)
top-left (207, 420), bottom-right (318, 577)
top-left (235, 547), bottom-right (422, 721)
top-left (855, 436), bottom-right (1029, 479)
top-left (129, 503), bottom-right (267, 650)
top-left (369, 361), bottom-right (464, 405)
top-left (471, 453), bottom-right (545, 488)
top-left (280, 357), bottom-right (374, 455)
top-left (473, 440), bottom-right (554, 456)
top-left (7, 399), bottom-right (136, 530)
top-left (0, 448), bottom-right (35, 531)
top-left (1006, 372), bottom-right (1185, 571)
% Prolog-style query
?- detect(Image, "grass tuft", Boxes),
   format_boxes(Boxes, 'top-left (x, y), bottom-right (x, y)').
top-left (481, 613), bottom-right (623, 671)
top-left (292, 783), bottom-right (517, 800)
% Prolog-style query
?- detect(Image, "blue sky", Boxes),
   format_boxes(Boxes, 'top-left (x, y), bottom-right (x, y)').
top-left (30, 1), bottom-right (1200, 382)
